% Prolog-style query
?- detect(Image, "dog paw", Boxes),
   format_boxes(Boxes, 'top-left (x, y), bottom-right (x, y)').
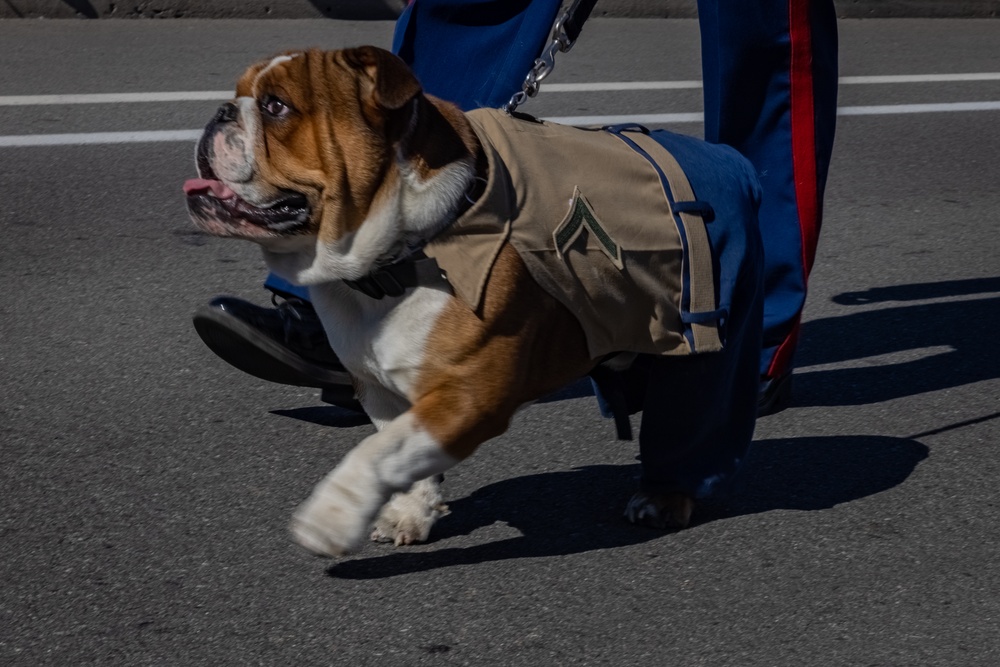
top-left (290, 481), bottom-right (376, 557)
top-left (290, 505), bottom-right (365, 557)
top-left (370, 478), bottom-right (449, 547)
top-left (624, 490), bottom-right (694, 530)
top-left (290, 514), bottom-right (353, 557)
top-left (369, 512), bottom-right (438, 546)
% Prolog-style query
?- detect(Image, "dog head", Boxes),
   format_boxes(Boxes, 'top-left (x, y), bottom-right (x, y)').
top-left (184, 47), bottom-right (477, 283)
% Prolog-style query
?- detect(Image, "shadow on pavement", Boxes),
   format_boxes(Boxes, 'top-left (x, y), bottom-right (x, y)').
top-left (62, 0), bottom-right (98, 17)
top-left (794, 277), bottom-right (1000, 407)
top-left (273, 405), bottom-right (372, 428)
top-left (277, 277), bottom-right (1000, 428)
top-left (327, 434), bottom-right (928, 579)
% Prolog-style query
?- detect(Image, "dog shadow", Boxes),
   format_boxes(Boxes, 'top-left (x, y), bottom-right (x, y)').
top-left (794, 277), bottom-right (1000, 407)
top-left (327, 434), bottom-right (928, 579)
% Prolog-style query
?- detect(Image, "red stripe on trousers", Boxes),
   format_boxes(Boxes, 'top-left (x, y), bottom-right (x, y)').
top-left (767, 0), bottom-right (821, 379)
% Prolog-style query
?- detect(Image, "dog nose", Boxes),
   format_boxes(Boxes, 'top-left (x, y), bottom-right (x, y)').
top-left (214, 102), bottom-right (238, 124)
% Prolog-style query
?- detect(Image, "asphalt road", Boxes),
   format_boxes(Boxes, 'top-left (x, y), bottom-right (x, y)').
top-left (2, 18), bottom-right (999, 666)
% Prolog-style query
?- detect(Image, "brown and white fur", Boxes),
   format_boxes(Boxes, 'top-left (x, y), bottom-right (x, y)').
top-left (185, 47), bottom-right (692, 557)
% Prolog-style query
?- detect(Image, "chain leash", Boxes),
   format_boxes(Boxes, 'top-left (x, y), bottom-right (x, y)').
top-left (502, 7), bottom-right (577, 115)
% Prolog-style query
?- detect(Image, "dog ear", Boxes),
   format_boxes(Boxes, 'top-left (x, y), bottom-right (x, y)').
top-left (342, 46), bottom-right (422, 112)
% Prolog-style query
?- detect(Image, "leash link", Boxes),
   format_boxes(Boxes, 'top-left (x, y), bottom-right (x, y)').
top-left (503, 8), bottom-right (575, 115)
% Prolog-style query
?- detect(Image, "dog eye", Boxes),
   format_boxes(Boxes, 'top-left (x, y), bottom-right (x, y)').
top-left (261, 95), bottom-right (291, 118)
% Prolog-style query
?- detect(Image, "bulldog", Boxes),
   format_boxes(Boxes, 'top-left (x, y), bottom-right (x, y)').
top-left (184, 47), bottom-right (763, 557)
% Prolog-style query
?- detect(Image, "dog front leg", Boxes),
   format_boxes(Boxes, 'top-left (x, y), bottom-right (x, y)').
top-left (370, 475), bottom-right (449, 546)
top-left (290, 410), bottom-right (458, 557)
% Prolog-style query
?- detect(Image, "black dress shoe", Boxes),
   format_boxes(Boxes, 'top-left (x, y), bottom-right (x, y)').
top-left (192, 296), bottom-right (362, 411)
top-left (757, 371), bottom-right (793, 417)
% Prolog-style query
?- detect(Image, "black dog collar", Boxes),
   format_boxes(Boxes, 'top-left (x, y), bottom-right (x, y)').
top-left (343, 251), bottom-right (449, 300)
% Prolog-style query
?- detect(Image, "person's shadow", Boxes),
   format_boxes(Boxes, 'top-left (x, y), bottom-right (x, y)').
top-left (328, 434), bottom-right (928, 579)
top-left (793, 277), bottom-right (1000, 407)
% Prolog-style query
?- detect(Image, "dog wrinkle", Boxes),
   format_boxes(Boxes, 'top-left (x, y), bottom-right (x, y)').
top-left (251, 53), bottom-right (298, 98)
top-left (250, 48), bottom-right (478, 281)
top-left (300, 189), bottom-right (402, 282)
top-left (291, 145), bottom-right (470, 284)
top-left (210, 129), bottom-right (253, 185)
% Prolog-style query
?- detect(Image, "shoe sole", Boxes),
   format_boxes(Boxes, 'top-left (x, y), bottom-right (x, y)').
top-left (757, 372), bottom-right (793, 417)
top-left (193, 307), bottom-right (353, 389)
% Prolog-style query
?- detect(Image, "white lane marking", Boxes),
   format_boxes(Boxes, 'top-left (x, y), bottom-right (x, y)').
top-left (840, 73), bottom-right (1000, 85)
top-left (549, 72), bottom-right (1000, 91)
top-left (2, 100), bottom-right (999, 147)
top-left (547, 101), bottom-right (1000, 126)
top-left (544, 80), bottom-right (703, 92)
top-left (547, 112), bottom-right (704, 125)
top-left (3, 73), bottom-right (1000, 106)
top-left (0, 91), bottom-right (231, 106)
top-left (838, 101), bottom-right (1000, 116)
top-left (0, 129), bottom-right (202, 147)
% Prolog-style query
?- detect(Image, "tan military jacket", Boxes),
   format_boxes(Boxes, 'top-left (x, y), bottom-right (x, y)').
top-left (425, 108), bottom-right (722, 360)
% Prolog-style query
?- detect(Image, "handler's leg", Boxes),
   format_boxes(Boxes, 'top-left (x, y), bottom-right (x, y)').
top-left (698, 0), bottom-right (838, 413)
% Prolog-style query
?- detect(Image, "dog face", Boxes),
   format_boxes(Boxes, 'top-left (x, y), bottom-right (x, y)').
top-left (184, 47), bottom-right (463, 282)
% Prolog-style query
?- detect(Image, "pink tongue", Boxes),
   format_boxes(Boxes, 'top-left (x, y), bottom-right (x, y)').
top-left (183, 178), bottom-right (236, 199)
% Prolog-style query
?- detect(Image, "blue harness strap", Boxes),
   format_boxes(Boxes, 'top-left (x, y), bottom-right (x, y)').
top-left (603, 124), bottom-right (727, 353)
top-left (590, 123), bottom-right (762, 441)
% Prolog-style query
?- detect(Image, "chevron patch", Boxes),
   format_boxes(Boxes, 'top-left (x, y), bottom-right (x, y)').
top-left (553, 188), bottom-right (623, 269)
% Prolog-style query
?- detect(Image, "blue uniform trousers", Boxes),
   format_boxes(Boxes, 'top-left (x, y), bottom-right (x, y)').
top-left (698, 0), bottom-right (838, 380)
